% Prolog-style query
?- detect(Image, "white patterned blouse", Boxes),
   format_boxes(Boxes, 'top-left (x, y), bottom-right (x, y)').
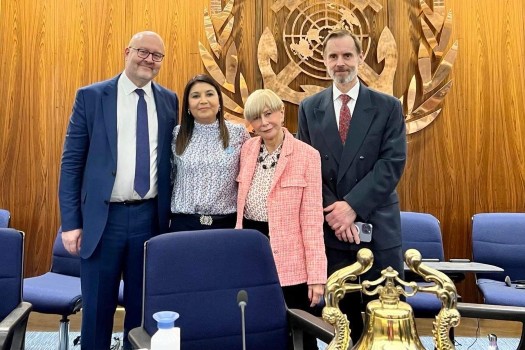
top-left (170, 120), bottom-right (250, 215)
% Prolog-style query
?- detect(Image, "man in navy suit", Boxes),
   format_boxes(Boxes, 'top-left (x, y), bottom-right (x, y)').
top-left (297, 29), bottom-right (406, 344)
top-left (59, 31), bottom-right (178, 349)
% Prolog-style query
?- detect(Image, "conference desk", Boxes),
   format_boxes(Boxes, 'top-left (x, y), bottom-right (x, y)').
top-left (403, 260), bottom-right (503, 283)
top-left (404, 260), bottom-right (504, 274)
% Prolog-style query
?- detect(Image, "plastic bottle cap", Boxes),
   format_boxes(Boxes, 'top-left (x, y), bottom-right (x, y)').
top-left (153, 311), bottom-right (180, 329)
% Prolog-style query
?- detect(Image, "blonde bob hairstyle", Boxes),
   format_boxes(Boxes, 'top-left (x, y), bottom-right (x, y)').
top-left (243, 89), bottom-right (284, 122)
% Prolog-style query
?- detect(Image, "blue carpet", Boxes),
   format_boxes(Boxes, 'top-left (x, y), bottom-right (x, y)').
top-left (317, 337), bottom-right (519, 349)
top-left (26, 332), bottom-right (518, 349)
top-left (26, 332), bottom-right (123, 349)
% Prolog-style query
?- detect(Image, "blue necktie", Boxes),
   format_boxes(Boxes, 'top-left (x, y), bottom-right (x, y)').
top-left (134, 89), bottom-right (150, 198)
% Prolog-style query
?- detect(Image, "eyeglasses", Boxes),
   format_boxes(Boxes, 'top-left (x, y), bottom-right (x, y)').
top-left (128, 47), bottom-right (165, 62)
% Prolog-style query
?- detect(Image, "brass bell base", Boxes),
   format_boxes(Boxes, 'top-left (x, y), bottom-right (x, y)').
top-left (353, 300), bottom-right (426, 350)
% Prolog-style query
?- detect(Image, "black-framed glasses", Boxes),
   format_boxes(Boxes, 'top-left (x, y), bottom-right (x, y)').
top-left (129, 47), bottom-right (165, 62)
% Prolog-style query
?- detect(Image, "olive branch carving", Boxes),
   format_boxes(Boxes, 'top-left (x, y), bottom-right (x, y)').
top-left (199, 0), bottom-right (252, 130)
top-left (403, 0), bottom-right (458, 134)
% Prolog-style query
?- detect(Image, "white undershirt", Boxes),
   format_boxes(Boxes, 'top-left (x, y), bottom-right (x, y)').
top-left (110, 72), bottom-right (159, 201)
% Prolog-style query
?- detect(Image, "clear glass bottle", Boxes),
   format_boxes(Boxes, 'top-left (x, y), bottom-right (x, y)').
top-left (151, 311), bottom-right (180, 350)
top-left (487, 333), bottom-right (499, 350)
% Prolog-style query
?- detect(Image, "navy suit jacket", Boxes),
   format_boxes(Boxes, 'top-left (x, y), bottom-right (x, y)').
top-left (59, 75), bottom-right (178, 258)
top-left (297, 83), bottom-right (406, 252)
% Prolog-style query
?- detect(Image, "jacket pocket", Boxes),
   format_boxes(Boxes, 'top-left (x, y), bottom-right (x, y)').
top-left (281, 176), bottom-right (307, 188)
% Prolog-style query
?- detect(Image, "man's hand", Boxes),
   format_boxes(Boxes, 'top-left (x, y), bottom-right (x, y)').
top-left (308, 284), bottom-right (325, 307)
top-left (62, 229), bottom-right (82, 256)
top-left (324, 201), bottom-right (360, 244)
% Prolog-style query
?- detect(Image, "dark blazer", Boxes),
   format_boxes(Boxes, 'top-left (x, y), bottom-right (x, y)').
top-left (297, 83), bottom-right (406, 252)
top-left (59, 75), bottom-right (178, 258)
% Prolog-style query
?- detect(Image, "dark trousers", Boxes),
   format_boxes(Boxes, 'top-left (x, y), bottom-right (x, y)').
top-left (326, 245), bottom-right (404, 345)
top-left (243, 218), bottom-right (318, 350)
top-left (80, 200), bottom-right (158, 350)
top-left (282, 284), bottom-right (319, 350)
top-left (169, 213), bottom-right (236, 231)
top-left (242, 217), bottom-right (270, 238)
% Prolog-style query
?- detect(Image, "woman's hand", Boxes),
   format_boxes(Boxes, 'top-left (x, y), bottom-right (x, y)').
top-left (308, 284), bottom-right (325, 307)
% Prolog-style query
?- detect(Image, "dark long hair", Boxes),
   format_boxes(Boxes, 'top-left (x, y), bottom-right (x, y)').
top-left (175, 74), bottom-right (229, 155)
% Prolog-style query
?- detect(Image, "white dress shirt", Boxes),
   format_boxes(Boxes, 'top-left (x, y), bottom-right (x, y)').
top-left (332, 80), bottom-right (360, 129)
top-left (110, 72), bottom-right (159, 201)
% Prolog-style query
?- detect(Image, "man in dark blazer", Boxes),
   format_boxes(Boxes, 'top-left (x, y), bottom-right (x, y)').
top-left (59, 31), bottom-right (178, 349)
top-left (297, 29), bottom-right (406, 344)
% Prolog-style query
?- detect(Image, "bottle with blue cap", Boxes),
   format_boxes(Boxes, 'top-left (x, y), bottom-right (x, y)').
top-left (151, 311), bottom-right (180, 350)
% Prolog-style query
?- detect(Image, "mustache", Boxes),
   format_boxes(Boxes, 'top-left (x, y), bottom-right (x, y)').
top-left (139, 61), bottom-right (155, 67)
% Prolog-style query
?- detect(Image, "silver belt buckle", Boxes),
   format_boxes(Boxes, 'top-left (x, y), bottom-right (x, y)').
top-left (200, 215), bottom-right (213, 226)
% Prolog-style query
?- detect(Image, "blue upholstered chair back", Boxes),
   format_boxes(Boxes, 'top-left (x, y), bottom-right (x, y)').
top-left (50, 228), bottom-right (81, 277)
top-left (0, 209), bottom-right (10, 228)
top-left (472, 213), bottom-right (525, 281)
top-left (142, 229), bottom-right (289, 350)
top-left (401, 211), bottom-right (444, 260)
top-left (0, 228), bottom-right (24, 320)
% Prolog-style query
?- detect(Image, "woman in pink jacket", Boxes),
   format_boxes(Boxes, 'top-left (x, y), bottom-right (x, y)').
top-left (236, 89), bottom-right (327, 349)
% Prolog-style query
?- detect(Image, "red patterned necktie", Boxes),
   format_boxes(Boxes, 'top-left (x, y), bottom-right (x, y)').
top-left (339, 94), bottom-right (351, 143)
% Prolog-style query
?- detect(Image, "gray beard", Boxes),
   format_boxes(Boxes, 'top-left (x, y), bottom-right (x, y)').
top-left (329, 69), bottom-right (358, 85)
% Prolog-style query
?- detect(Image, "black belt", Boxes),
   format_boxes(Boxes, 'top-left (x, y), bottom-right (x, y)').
top-left (111, 198), bottom-right (155, 206)
top-left (172, 213), bottom-right (236, 226)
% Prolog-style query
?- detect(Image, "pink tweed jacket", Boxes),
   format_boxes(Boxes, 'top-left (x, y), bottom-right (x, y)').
top-left (236, 128), bottom-right (327, 286)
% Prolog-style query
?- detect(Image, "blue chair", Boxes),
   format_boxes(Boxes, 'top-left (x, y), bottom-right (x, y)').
top-left (472, 213), bottom-right (525, 307)
top-left (400, 211), bottom-right (444, 317)
top-left (23, 228), bottom-right (82, 350)
top-left (0, 209), bottom-right (10, 228)
top-left (129, 229), bottom-right (333, 350)
top-left (0, 228), bottom-right (32, 350)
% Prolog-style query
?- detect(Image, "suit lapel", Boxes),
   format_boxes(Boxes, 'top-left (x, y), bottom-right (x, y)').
top-left (314, 89), bottom-right (342, 165)
top-left (270, 129), bottom-right (292, 193)
top-left (152, 83), bottom-right (168, 164)
top-left (102, 76), bottom-right (119, 165)
top-left (338, 84), bottom-right (376, 182)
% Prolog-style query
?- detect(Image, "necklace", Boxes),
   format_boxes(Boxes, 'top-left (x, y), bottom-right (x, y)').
top-left (258, 144), bottom-right (282, 169)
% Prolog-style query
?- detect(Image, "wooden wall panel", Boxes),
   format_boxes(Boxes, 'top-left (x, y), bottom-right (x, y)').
top-left (468, 0), bottom-right (525, 213)
top-left (125, 0), bottom-right (208, 89)
top-left (238, 0), bottom-right (259, 91)
top-left (0, 0), bottom-right (59, 274)
top-left (0, 0), bottom-right (524, 303)
top-left (387, 0), bottom-right (420, 97)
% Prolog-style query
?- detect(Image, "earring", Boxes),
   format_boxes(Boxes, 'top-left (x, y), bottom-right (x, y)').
top-left (187, 109), bottom-right (190, 114)
top-left (218, 106), bottom-right (221, 112)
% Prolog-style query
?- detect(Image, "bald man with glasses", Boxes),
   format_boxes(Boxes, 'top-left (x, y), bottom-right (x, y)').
top-left (59, 31), bottom-right (178, 349)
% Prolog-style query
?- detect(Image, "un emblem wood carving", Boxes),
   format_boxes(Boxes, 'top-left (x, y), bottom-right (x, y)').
top-left (199, 0), bottom-right (458, 135)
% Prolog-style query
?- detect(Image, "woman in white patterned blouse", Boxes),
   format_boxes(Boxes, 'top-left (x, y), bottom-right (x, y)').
top-left (170, 74), bottom-right (249, 231)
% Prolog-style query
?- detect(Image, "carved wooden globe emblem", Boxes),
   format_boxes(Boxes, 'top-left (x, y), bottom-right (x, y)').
top-left (282, 1), bottom-right (374, 81)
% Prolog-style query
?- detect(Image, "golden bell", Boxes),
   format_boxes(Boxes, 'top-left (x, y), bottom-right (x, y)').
top-left (323, 248), bottom-right (460, 350)
top-left (354, 299), bottom-right (425, 349)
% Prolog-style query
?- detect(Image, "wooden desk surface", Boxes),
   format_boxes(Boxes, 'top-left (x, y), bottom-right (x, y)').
top-left (404, 261), bottom-right (503, 273)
